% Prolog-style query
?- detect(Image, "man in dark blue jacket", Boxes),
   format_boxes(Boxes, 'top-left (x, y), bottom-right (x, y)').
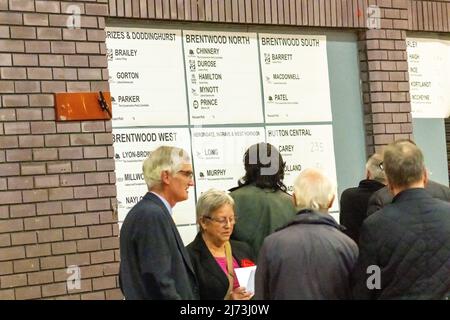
top-left (119, 146), bottom-right (199, 300)
top-left (352, 140), bottom-right (450, 299)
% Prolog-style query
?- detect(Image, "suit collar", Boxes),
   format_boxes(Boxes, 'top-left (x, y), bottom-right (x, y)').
top-left (393, 187), bottom-right (432, 203)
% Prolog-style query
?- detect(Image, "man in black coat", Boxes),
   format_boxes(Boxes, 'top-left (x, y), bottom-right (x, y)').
top-left (340, 153), bottom-right (386, 243)
top-left (366, 179), bottom-right (450, 216)
top-left (352, 140), bottom-right (450, 299)
top-left (119, 146), bottom-right (199, 300)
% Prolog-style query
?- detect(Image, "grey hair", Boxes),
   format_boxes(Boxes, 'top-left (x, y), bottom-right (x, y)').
top-left (383, 140), bottom-right (425, 188)
top-left (366, 153), bottom-right (386, 183)
top-left (196, 189), bottom-right (235, 229)
top-left (142, 146), bottom-right (191, 189)
top-left (293, 168), bottom-right (335, 211)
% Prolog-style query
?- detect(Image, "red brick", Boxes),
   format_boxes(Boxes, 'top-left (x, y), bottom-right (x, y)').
top-left (42, 107), bottom-right (55, 120)
top-left (90, 81), bottom-right (109, 92)
top-left (83, 146), bottom-right (107, 159)
top-left (62, 28), bottom-right (86, 41)
top-left (36, 27), bottom-right (61, 40)
top-left (48, 187), bottom-right (74, 200)
top-left (0, 136), bottom-right (18, 148)
top-left (25, 40), bottom-right (50, 53)
top-left (399, 103), bottom-right (411, 112)
top-left (388, 51), bottom-right (404, 60)
top-left (92, 275), bottom-right (116, 291)
top-left (29, 94), bottom-right (53, 106)
top-left (23, 13), bottom-right (48, 26)
top-left (0, 261), bottom-right (13, 275)
top-left (15, 285), bottom-right (41, 299)
top-left (39, 53), bottom-right (63, 66)
top-left (47, 162), bottom-right (71, 174)
top-left (0, 53), bottom-right (12, 66)
top-left (72, 185), bottom-right (98, 199)
top-left (70, 133), bottom-right (94, 146)
top-left (0, 274), bottom-right (27, 288)
top-left (0, 246), bottom-right (25, 261)
top-left (56, 122), bottom-right (81, 133)
top-left (26, 243), bottom-right (52, 259)
top-left (33, 148), bottom-right (58, 161)
top-left (66, 81), bottom-right (90, 92)
top-left (53, 67), bottom-right (77, 80)
top-left (78, 68), bottom-right (101, 80)
top-left (18, 135), bottom-right (43, 148)
top-left (27, 67), bottom-right (52, 80)
top-left (66, 253), bottom-right (90, 266)
top-left (0, 289), bottom-right (14, 300)
top-left (98, 186), bottom-right (116, 198)
top-left (389, 71), bottom-right (405, 81)
top-left (96, 159), bottom-right (114, 171)
top-left (386, 124), bottom-right (402, 133)
top-left (21, 162), bottom-right (46, 175)
top-left (72, 160), bottom-right (96, 172)
top-left (59, 147), bottom-right (83, 160)
top-left (372, 113), bottom-right (393, 123)
top-left (41, 80), bottom-right (65, 93)
top-left (100, 210), bottom-right (116, 224)
top-left (105, 288), bottom-right (123, 300)
top-left (13, 258), bottom-right (39, 273)
top-left (82, 121), bottom-right (105, 133)
top-left (0, 12), bottom-right (22, 25)
top-left (77, 239), bottom-right (101, 252)
top-left (63, 227), bottom-right (88, 241)
top-left (101, 237), bottom-right (119, 250)
top-left (384, 103), bottom-right (400, 112)
top-left (0, 190), bottom-right (22, 204)
top-left (0, 218), bottom-right (23, 233)
top-left (94, 133), bottom-right (112, 145)
top-left (80, 16), bottom-right (98, 28)
top-left (75, 212), bottom-right (99, 226)
top-left (393, 19), bottom-right (408, 29)
top-left (62, 200), bottom-right (86, 214)
top-left (10, 203), bottom-right (35, 218)
top-left (391, 92), bottom-right (407, 101)
top-left (88, 224), bottom-right (112, 239)
top-left (87, 199), bottom-right (110, 212)
top-left (1, 67), bottom-right (26, 79)
top-left (45, 134), bottom-right (70, 147)
top-left (11, 231), bottom-right (37, 247)
top-left (16, 109), bottom-right (43, 121)
top-left (37, 229), bottom-right (63, 243)
top-left (0, 26), bottom-right (9, 38)
top-left (374, 134), bottom-right (394, 145)
top-left (35, 1), bottom-right (60, 13)
top-left (28, 270), bottom-right (54, 285)
top-left (4, 122), bottom-right (30, 134)
top-left (9, 0), bottom-right (34, 11)
top-left (64, 55), bottom-right (88, 67)
top-left (81, 291), bottom-right (105, 300)
top-left (0, 163), bottom-right (20, 176)
top-left (87, 29), bottom-right (105, 42)
top-left (0, 80), bottom-right (14, 93)
top-left (51, 241), bottom-right (77, 254)
top-left (76, 42), bottom-right (99, 54)
top-left (0, 233), bottom-right (10, 246)
top-left (6, 149), bottom-right (32, 161)
top-left (24, 216), bottom-right (50, 230)
top-left (10, 26), bottom-right (36, 39)
top-left (79, 264), bottom-right (103, 278)
top-left (42, 282), bottom-right (67, 297)
top-left (7, 176), bottom-right (34, 190)
top-left (31, 122), bottom-right (56, 135)
top-left (393, 113), bottom-right (408, 122)
top-left (40, 255), bottom-right (65, 270)
top-left (50, 214), bottom-right (75, 228)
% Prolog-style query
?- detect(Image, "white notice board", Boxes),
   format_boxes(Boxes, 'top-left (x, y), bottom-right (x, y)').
top-left (406, 37), bottom-right (450, 118)
top-left (107, 26), bottom-right (339, 244)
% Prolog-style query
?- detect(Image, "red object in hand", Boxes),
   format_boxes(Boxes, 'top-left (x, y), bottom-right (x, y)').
top-left (240, 259), bottom-right (255, 267)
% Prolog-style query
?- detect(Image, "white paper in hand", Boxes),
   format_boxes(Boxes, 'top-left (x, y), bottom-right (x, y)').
top-left (234, 266), bottom-right (257, 293)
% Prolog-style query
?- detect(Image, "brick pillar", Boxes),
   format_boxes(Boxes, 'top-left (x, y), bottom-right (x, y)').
top-left (358, 0), bottom-right (413, 155)
top-left (0, 0), bottom-right (121, 300)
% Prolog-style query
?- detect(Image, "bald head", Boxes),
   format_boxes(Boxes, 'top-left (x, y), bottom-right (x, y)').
top-left (383, 140), bottom-right (426, 189)
top-left (293, 168), bottom-right (335, 212)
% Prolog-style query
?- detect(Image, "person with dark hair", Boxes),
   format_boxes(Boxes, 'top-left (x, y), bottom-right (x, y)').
top-left (229, 142), bottom-right (296, 256)
top-left (352, 140), bottom-right (450, 299)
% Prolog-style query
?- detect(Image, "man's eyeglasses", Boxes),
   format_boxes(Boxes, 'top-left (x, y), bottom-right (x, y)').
top-left (177, 170), bottom-right (194, 179)
top-left (204, 216), bottom-right (237, 226)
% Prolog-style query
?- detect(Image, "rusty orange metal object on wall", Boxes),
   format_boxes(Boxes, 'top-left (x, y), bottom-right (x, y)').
top-left (54, 92), bottom-right (112, 121)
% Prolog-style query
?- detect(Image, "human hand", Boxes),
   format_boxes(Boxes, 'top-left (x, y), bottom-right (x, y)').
top-left (230, 286), bottom-right (254, 300)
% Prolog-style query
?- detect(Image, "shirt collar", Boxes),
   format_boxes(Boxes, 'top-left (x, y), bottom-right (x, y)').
top-left (150, 191), bottom-right (173, 215)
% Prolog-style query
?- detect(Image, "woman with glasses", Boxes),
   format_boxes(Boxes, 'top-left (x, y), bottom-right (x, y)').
top-left (186, 188), bottom-right (255, 300)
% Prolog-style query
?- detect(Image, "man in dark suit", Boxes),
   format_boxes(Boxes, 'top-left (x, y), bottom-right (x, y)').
top-left (367, 179), bottom-right (450, 216)
top-left (352, 140), bottom-right (450, 299)
top-left (119, 146), bottom-right (199, 300)
top-left (340, 153), bottom-right (386, 243)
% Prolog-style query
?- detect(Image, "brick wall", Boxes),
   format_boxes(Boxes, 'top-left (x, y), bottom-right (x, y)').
top-left (0, 0), bottom-right (121, 300)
